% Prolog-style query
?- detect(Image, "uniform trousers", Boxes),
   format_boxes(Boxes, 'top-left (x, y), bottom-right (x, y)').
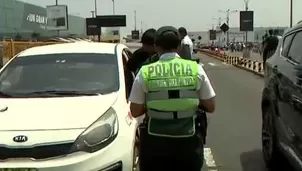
top-left (138, 125), bottom-right (204, 171)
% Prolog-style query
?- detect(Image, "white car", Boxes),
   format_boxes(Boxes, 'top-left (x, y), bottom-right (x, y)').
top-left (0, 42), bottom-right (139, 171)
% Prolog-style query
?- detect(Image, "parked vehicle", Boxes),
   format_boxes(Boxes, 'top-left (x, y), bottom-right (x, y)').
top-left (262, 22), bottom-right (302, 170)
top-left (0, 42), bottom-right (139, 171)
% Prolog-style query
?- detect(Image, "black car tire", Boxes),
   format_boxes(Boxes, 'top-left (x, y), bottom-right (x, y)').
top-left (262, 105), bottom-right (285, 170)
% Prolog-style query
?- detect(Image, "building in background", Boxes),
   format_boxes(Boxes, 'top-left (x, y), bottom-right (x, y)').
top-left (0, 0), bottom-right (86, 40)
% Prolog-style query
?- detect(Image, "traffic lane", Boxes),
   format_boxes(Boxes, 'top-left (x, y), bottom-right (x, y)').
top-left (197, 53), bottom-right (267, 171)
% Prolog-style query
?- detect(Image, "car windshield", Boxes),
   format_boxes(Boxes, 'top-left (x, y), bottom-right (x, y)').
top-left (0, 53), bottom-right (119, 97)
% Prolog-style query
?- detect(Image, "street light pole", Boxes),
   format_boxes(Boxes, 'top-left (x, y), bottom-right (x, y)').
top-left (140, 21), bottom-right (143, 34)
top-left (55, 0), bottom-right (59, 37)
top-left (90, 11), bottom-right (95, 17)
top-left (226, 10), bottom-right (230, 45)
top-left (112, 0), bottom-right (115, 15)
top-left (290, 0), bottom-right (293, 27)
top-left (218, 17), bottom-right (221, 26)
top-left (94, 0), bottom-right (97, 17)
top-left (244, 0), bottom-right (249, 43)
top-left (134, 10), bottom-right (137, 30)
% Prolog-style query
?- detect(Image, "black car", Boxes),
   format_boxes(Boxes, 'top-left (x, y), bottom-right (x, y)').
top-left (262, 23), bottom-right (302, 170)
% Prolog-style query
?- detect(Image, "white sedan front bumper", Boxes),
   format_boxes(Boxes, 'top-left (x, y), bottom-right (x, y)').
top-left (0, 135), bottom-right (135, 171)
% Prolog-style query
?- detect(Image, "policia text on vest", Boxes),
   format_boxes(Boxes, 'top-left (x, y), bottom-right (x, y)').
top-left (142, 57), bottom-right (199, 138)
top-left (146, 61), bottom-right (195, 89)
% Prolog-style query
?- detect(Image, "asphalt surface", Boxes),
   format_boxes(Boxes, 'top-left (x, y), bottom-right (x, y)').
top-left (197, 53), bottom-right (265, 171)
top-left (197, 53), bottom-right (296, 171)
top-left (224, 51), bottom-right (263, 62)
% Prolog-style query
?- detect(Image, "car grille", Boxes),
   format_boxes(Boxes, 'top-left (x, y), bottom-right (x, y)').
top-left (0, 142), bottom-right (74, 160)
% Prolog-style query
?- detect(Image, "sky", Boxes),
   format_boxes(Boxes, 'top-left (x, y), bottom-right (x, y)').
top-left (21, 0), bottom-right (301, 35)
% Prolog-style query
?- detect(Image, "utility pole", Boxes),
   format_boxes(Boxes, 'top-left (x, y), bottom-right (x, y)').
top-left (94, 0), bottom-right (97, 17)
top-left (219, 9), bottom-right (238, 45)
top-left (290, 0), bottom-right (293, 27)
top-left (134, 10), bottom-right (137, 30)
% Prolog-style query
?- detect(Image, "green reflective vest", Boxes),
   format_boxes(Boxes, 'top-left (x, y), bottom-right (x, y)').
top-left (141, 56), bottom-right (199, 138)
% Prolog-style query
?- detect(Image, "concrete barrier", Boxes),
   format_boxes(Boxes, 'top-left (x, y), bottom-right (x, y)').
top-left (199, 49), bottom-right (264, 77)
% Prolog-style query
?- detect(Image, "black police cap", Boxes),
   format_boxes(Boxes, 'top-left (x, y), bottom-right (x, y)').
top-left (155, 26), bottom-right (180, 45)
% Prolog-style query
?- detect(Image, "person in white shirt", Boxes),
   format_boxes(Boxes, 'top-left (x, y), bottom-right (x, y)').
top-left (178, 27), bottom-right (193, 60)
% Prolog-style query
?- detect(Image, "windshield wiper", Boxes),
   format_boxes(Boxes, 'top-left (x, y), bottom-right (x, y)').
top-left (24, 90), bottom-right (100, 96)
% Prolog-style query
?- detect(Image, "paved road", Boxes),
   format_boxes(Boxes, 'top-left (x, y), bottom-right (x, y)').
top-left (198, 53), bottom-right (264, 171)
top-left (197, 53), bottom-right (295, 171)
top-left (224, 51), bottom-right (263, 62)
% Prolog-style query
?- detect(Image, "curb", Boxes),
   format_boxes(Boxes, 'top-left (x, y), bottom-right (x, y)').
top-left (198, 49), bottom-right (264, 77)
top-left (232, 64), bottom-right (264, 77)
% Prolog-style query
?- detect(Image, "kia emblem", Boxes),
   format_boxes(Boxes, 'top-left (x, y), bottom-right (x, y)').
top-left (13, 135), bottom-right (28, 143)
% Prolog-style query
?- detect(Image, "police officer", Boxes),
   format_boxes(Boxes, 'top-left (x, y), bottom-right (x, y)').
top-left (129, 26), bottom-right (216, 171)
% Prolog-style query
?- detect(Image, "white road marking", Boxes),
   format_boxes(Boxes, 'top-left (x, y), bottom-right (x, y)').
top-left (204, 148), bottom-right (218, 171)
top-left (222, 62), bottom-right (231, 66)
top-left (208, 62), bottom-right (219, 66)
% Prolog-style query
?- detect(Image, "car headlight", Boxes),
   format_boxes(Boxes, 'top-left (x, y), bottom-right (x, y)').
top-left (71, 107), bottom-right (119, 153)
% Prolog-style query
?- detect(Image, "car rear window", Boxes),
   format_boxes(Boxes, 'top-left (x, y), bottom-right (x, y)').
top-left (0, 53), bottom-right (119, 95)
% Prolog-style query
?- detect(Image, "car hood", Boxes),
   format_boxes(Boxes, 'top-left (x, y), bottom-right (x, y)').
top-left (0, 93), bottom-right (118, 131)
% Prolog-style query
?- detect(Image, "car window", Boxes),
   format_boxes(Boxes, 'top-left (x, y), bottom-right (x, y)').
top-left (0, 53), bottom-right (119, 96)
top-left (281, 33), bottom-right (295, 57)
top-left (287, 31), bottom-right (302, 63)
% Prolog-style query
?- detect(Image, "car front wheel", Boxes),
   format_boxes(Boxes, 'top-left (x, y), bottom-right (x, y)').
top-left (262, 105), bottom-right (285, 170)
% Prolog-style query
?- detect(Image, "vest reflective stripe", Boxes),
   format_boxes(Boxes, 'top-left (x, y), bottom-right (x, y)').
top-left (146, 90), bottom-right (198, 101)
top-left (148, 109), bottom-right (196, 119)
